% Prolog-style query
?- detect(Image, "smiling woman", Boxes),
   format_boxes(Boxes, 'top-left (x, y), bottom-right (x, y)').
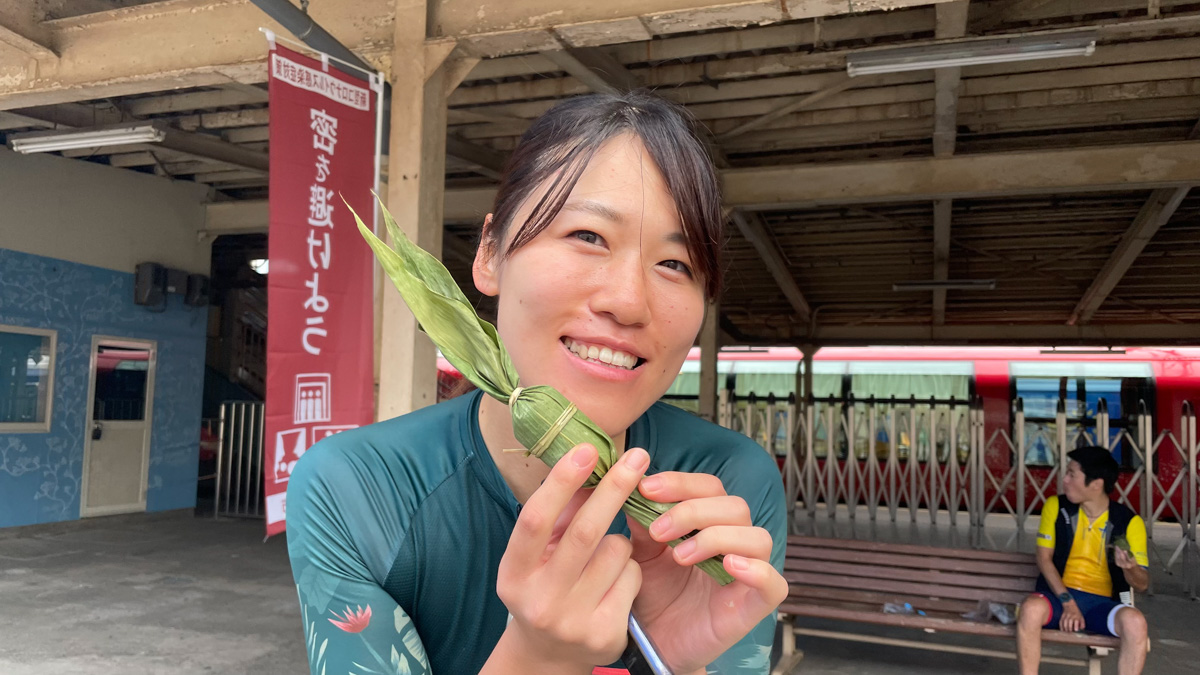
top-left (285, 91), bottom-right (788, 675)
top-left (475, 126), bottom-right (711, 441)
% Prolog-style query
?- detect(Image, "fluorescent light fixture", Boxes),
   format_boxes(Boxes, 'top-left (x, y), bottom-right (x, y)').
top-left (8, 123), bottom-right (166, 154)
top-left (1039, 347), bottom-right (1127, 355)
top-left (847, 31), bottom-right (1097, 77)
top-left (892, 279), bottom-right (996, 292)
top-left (249, 259), bottom-right (269, 275)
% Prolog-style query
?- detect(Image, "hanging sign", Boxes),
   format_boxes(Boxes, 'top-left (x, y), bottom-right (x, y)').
top-left (264, 43), bottom-right (378, 537)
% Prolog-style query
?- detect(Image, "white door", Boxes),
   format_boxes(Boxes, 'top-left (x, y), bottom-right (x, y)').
top-left (80, 337), bottom-right (156, 517)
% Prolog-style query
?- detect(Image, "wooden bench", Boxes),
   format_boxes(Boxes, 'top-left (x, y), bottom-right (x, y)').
top-left (772, 536), bottom-right (1125, 675)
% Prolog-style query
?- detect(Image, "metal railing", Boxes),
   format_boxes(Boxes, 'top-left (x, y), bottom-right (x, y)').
top-left (213, 401), bottom-right (265, 519)
top-left (718, 393), bottom-right (1200, 596)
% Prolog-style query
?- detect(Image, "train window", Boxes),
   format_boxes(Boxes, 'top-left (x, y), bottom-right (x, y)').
top-left (732, 360), bottom-right (800, 397)
top-left (848, 361), bottom-right (972, 402)
top-left (1011, 362), bottom-right (1154, 469)
top-left (661, 359), bottom-right (736, 412)
top-left (0, 326), bottom-right (56, 433)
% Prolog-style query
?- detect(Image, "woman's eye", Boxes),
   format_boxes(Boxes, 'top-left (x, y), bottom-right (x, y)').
top-left (572, 230), bottom-right (603, 246)
top-left (660, 260), bottom-right (693, 277)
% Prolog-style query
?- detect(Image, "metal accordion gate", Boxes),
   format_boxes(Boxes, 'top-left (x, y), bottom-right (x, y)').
top-left (720, 393), bottom-right (1199, 597)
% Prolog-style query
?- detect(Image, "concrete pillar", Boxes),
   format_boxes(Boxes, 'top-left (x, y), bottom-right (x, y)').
top-left (798, 344), bottom-right (817, 405)
top-left (698, 298), bottom-right (721, 423)
top-left (376, 0), bottom-right (450, 421)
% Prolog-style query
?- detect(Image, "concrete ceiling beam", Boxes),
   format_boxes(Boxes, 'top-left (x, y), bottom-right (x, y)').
top-left (0, 0), bottom-right (962, 108)
top-left (540, 47), bottom-right (639, 94)
top-left (443, 0), bottom-right (960, 56)
top-left (443, 135), bottom-right (506, 180)
top-left (436, 141), bottom-right (1200, 218)
top-left (1068, 120), bottom-right (1200, 325)
top-left (725, 140), bottom-right (1200, 209)
top-left (730, 209), bottom-right (812, 325)
top-left (0, 4), bottom-right (56, 59)
top-left (125, 86), bottom-right (268, 117)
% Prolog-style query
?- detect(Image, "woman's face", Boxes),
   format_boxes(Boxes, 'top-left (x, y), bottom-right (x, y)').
top-left (474, 133), bottom-right (706, 436)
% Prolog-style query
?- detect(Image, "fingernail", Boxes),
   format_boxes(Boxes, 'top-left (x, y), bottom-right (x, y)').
top-left (650, 514), bottom-right (671, 538)
top-left (674, 538), bottom-right (696, 561)
top-left (641, 476), bottom-right (662, 493)
top-left (728, 554), bottom-right (749, 571)
top-left (572, 444), bottom-right (596, 468)
top-left (624, 448), bottom-right (649, 473)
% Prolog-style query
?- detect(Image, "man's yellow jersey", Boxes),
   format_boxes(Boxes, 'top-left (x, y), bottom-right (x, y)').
top-left (1037, 495), bottom-right (1149, 597)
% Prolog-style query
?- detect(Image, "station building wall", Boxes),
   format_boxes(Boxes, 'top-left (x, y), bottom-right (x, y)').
top-left (0, 147), bottom-right (211, 528)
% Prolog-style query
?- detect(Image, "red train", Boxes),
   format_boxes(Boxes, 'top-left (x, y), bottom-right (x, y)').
top-left (440, 346), bottom-right (1200, 520)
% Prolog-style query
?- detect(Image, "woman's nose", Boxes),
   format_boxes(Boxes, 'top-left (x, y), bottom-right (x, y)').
top-left (590, 258), bottom-right (652, 326)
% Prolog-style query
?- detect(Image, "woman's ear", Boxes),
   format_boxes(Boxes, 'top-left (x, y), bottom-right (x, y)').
top-left (473, 213), bottom-right (500, 297)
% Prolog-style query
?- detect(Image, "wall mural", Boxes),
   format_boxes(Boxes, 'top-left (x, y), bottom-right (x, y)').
top-left (0, 248), bottom-right (207, 528)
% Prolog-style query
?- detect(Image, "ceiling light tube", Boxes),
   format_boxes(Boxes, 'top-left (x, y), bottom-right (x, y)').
top-left (847, 31), bottom-right (1097, 77)
top-left (9, 124), bottom-right (167, 154)
top-left (892, 279), bottom-right (997, 292)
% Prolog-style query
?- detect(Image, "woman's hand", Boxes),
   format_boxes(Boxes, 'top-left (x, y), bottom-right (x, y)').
top-left (491, 444), bottom-right (649, 673)
top-left (628, 467), bottom-right (788, 674)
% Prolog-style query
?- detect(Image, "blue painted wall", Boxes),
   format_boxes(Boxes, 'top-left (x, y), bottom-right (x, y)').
top-left (0, 248), bottom-right (207, 528)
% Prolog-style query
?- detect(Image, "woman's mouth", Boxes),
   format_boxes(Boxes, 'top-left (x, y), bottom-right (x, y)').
top-left (561, 337), bottom-right (644, 370)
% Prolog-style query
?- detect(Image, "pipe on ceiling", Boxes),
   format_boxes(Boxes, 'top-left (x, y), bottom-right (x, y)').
top-left (248, 0), bottom-right (375, 82)
top-left (249, 0), bottom-right (392, 144)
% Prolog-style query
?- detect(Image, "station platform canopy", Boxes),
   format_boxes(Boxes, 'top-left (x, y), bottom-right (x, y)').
top-left (2, 0), bottom-right (1198, 347)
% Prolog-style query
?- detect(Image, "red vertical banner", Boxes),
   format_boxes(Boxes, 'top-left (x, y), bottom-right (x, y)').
top-left (264, 44), bottom-right (377, 537)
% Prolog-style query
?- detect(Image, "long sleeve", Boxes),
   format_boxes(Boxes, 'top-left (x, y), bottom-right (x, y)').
top-left (287, 439), bottom-right (431, 675)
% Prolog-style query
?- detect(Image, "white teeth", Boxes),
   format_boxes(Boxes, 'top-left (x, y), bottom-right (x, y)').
top-left (562, 338), bottom-right (638, 370)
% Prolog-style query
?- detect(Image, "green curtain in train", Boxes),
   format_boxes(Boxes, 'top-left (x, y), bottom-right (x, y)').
top-left (849, 373), bottom-right (970, 401)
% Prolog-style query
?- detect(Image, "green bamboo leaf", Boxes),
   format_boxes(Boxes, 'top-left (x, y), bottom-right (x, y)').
top-left (347, 200), bottom-right (517, 400)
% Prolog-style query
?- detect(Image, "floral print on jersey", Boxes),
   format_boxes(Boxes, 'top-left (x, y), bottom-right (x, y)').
top-left (299, 586), bottom-right (430, 675)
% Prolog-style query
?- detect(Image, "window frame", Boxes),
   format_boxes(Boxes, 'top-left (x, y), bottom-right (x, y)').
top-left (1008, 370), bottom-right (1155, 470)
top-left (0, 324), bottom-right (57, 433)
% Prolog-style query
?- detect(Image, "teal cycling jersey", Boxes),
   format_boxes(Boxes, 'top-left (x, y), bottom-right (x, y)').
top-left (286, 389), bottom-right (786, 675)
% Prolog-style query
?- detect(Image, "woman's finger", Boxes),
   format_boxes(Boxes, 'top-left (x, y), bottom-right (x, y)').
top-left (545, 488), bottom-right (593, 556)
top-left (549, 447), bottom-right (648, 576)
top-left (670, 525), bottom-right (773, 567)
top-left (597, 557), bottom-right (643, 621)
top-left (639, 470), bottom-right (726, 502)
top-left (504, 444), bottom-right (598, 572)
top-left (625, 513), bottom-right (675, 567)
top-left (648, 495), bottom-right (752, 542)
top-left (577, 534), bottom-right (635, 607)
top-left (719, 555), bottom-right (788, 625)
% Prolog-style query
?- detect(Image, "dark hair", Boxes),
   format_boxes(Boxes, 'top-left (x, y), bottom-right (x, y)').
top-left (482, 90), bottom-right (724, 299)
top-left (1068, 445), bottom-right (1119, 494)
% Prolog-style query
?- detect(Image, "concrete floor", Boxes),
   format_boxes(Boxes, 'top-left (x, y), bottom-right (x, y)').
top-left (0, 508), bottom-right (1196, 675)
top-left (0, 511), bottom-right (307, 675)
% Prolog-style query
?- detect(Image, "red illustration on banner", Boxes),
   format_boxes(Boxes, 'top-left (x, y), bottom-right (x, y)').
top-left (265, 44), bottom-right (378, 537)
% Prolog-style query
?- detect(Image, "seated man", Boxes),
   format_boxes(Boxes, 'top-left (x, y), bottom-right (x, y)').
top-left (1017, 446), bottom-right (1150, 675)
